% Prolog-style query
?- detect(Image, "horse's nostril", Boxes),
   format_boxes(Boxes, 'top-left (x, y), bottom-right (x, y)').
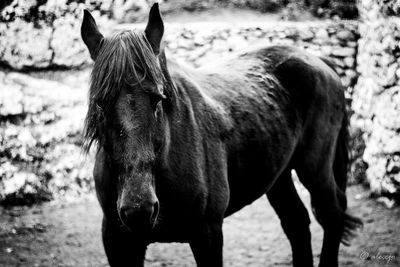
top-left (119, 202), bottom-right (158, 229)
top-left (120, 206), bottom-right (134, 224)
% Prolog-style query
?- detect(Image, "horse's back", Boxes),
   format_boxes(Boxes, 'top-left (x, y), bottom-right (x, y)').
top-left (192, 45), bottom-right (346, 155)
top-left (192, 45), bottom-right (344, 116)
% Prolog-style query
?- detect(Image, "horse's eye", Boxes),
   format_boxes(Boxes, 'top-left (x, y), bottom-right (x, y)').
top-left (149, 94), bottom-right (163, 111)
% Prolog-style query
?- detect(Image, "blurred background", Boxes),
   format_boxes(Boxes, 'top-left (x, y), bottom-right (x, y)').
top-left (0, 0), bottom-right (399, 266)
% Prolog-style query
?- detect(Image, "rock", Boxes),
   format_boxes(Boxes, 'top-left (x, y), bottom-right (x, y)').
top-left (0, 0), bottom-right (114, 70)
top-left (380, 53), bottom-right (396, 67)
top-left (336, 30), bottom-right (356, 41)
top-left (345, 69), bottom-right (357, 80)
top-left (331, 57), bottom-right (346, 68)
top-left (300, 30), bottom-right (314, 41)
top-left (50, 13), bottom-right (88, 67)
top-left (387, 155), bottom-right (400, 174)
top-left (320, 45), bottom-right (333, 55)
top-left (331, 47), bottom-right (356, 57)
top-left (0, 70), bottom-right (90, 205)
top-left (344, 57), bottom-right (355, 68)
top-left (1, 172), bottom-right (39, 196)
top-left (373, 86), bottom-right (400, 130)
top-left (17, 129), bottom-right (36, 147)
top-left (315, 28), bottom-right (329, 40)
top-left (0, 81), bottom-right (24, 116)
top-left (112, 0), bottom-right (149, 23)
top-left (0, 20), bottom-right (54, 69)
top-left (379, 63), bottom-right (398, 87)
top-left (347, 41), bottom-right (357, 47)
top-left (227, 35), bottom-right (247, 51)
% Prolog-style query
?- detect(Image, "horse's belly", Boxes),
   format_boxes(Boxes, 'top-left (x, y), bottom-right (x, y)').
top-left (224, 164), bottom-right (279, 217)
top-left (224, 131), bottom-right (297, 216)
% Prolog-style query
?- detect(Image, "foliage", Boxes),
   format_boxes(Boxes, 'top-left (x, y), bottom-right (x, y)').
top-left (352, 0), bottom-right (400, 202)
top-left (378, 0), bottom-right (400, 16)
top-left (302, 0), bottom-right (358, 19)
top-left (219, 0), bottom-right (283, 12)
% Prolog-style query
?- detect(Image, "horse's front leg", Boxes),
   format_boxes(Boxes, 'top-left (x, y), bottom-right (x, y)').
top-left (102, 216), bottom-right (148, 267)
top-left (189, 222), bottom-right (224, 267)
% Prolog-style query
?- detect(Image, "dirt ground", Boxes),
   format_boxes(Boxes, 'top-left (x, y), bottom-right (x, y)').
top-left (0, 184), bottom-right (399, 267)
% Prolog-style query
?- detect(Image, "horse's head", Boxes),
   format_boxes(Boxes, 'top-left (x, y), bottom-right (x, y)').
top-left (81, 4), bottom-right (169, 231)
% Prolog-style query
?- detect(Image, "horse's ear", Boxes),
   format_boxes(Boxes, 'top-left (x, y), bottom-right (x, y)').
top-left (81, 9), bottom-right (104, 60)
top-left (145, 3), bottom-right (164, 55)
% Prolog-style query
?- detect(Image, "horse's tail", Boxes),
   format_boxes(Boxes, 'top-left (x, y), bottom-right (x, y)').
top-left (328, 61), bottom-right (364, 245)
top-left (333, 112), bottom-right (350, 194)
top-left (334, 112), bottom-right (364, 245)
top-left (319, 55), bottom-right (349, 192)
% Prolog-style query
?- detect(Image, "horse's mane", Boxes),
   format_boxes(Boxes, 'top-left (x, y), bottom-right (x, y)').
top-left (82, 30), bottom-right (170, 153)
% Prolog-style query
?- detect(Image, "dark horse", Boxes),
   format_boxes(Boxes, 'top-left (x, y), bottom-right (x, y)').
top-left (81, 4), bottom-right (362, 267)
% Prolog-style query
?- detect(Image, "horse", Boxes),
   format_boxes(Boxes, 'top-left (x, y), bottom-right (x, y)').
top-left (80, 4), bottom-right (362, 267)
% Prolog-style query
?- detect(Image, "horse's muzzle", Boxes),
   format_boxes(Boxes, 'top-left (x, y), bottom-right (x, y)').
top-left (119, 199), bottom-right (159, 231)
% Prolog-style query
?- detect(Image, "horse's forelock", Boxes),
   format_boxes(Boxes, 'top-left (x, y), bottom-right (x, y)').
top-left (82, 30), bottom-right (165, 153)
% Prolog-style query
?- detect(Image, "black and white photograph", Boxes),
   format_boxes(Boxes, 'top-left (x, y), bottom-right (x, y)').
top-left (0, 0), bottom-right (399, 266)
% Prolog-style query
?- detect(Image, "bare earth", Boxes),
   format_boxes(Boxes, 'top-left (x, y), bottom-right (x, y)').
top-left (0, 185), bottom-right (399, 267)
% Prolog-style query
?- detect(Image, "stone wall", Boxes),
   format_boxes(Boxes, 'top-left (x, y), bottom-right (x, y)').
top-left (352, 0), bottom-right (400, 202)
top-left (0, 21), bottom-right (359, 204)
top-left (0, 0), bottom-right (127, 69)
top-left (0, 0), bottom-right (359, 70)
top-left (2, 1), bottom-right (399, 205)
top-left (0, 70), bottom-right (91, 204)
top-left (162, 21), bottom-right (358, 88)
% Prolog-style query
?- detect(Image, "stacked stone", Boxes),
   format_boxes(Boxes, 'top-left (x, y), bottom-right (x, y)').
top-left (164, 21), bottom-right (359, 89)
top-left (0, 71), bottom-right (92, 204)
top-left (0, 0), bottom-right (359, 72)
top-left (0, 0), bottom-right (120, 70)
top-left (353, 0), bottom-right (400, 201)
top-left (0, 0), bottom-right (104, 69)
top-left (0, 20), bottom-right (361, 204)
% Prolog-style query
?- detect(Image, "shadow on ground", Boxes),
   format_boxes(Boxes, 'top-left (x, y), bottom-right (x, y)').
top-left (0, 185), bottom-right (399, 267)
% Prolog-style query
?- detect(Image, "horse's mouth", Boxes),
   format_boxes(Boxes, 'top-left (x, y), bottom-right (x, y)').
top-left (118, 211), bottom-right (158, 233)
top-left (120, 219), bottom-right (156, 233)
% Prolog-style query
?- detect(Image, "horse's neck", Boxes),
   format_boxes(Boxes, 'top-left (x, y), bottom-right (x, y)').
top-left (168, 63), bottom-right (231, 137)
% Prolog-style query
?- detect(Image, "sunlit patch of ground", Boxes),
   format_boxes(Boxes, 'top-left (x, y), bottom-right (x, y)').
top-left (0, 185), bottom-right (399, 267)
